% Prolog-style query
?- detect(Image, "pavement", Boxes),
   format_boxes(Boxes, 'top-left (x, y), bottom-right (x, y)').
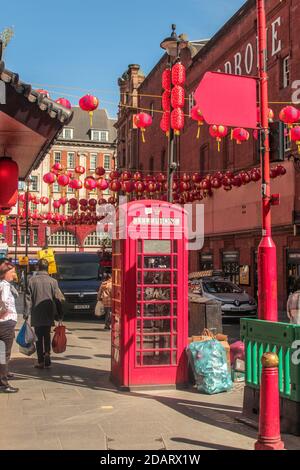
top-left (1, 312), bottom-right (299, 450)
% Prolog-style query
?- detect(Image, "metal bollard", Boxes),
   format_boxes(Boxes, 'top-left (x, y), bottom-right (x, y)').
top-left (255, 352), bottom-right (285, 450)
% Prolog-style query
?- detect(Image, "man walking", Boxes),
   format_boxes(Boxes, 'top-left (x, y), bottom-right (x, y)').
top-left (98, 272), bottom-right (112, 330)
top-left (24, 259), bottom-right (64, 368)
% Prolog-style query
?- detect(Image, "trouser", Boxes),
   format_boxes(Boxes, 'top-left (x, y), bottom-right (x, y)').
top-left (35, 326), bottom-right (51, 364)
top-left (104, 307), bottom-right (111, 327)
top-left (0, 320), bottom-right (16, 387)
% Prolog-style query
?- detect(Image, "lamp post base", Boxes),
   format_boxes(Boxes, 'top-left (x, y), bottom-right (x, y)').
top-left (255, 439), bottom-right (285, 451)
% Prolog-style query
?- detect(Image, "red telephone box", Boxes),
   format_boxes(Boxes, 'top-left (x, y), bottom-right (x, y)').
top-left (111, 200), bottom-right (188, 389)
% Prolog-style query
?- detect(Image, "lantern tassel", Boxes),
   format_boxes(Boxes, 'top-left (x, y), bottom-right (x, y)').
top-left (217, 140), bottom-right (221, 152)
top-left (231, 129), bottom-right (233, 140)
top-left (297, 142), bottom-right (300, 155)
top-left (89, 111), bottom-right (94, 128)
top-left (141, 129), bottom-right (145, 143)
top-left (196, 124), bottom-right (201, 140)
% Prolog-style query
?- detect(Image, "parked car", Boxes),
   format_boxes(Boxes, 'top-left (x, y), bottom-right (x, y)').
top-left (189, 276), bottom-right (257, 319)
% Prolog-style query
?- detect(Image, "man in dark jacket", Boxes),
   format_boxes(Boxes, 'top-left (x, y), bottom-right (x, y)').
top-left (24, 259), bottom-right (64, 369)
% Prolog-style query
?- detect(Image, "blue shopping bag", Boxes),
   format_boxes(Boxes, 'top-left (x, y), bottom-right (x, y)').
top-left (16, 321), bottom-right (29, 348)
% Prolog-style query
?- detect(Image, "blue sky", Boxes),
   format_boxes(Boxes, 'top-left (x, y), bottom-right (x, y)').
top-left (1, 0), bottom-right (245, 117)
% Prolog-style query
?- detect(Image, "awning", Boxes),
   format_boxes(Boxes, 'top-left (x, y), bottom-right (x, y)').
top-left (0, 54), bottom-right (73, 179)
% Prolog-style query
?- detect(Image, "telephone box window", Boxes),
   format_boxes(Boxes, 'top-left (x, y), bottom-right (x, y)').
top-left (144, 240), bottom-right (171, 253)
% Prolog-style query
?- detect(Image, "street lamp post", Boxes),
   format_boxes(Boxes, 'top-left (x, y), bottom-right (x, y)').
top-left (160, 25), bottom-right (188, 202)
top-left (257, 0), bottom-right (278, 322)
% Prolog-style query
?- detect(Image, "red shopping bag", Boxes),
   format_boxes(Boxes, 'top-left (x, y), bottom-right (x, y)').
top-left (52, 323), bottom-right (67, 354)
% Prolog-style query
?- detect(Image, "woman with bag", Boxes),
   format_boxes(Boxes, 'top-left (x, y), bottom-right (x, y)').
top-left (0, 260), bottom-right (19, 393)
top-left (98, 273), bottom-right (112, 330)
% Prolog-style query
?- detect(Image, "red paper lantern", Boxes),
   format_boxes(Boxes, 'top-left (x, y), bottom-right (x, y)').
top-left (0, 157), bottom-right (19, 209)
top-left (69, 198), bottom-right (78, 206)
top-left (232, 127), bottom-right (250, 144)
top-left (89, 198), bottom-right (97, 207)
top-left (109, 170), bottom-right (120, 180)
top-left (275, 164), bottom-right (287, 176)
top-left (134, 113), bottom-right (152, 143)
top-left (52, 162), bottom-right (63, 172)
top-left (59, 197), bottom-right (68, 205)
top-left (0, 208), bottom-right (11, 215)
top-left (157, 173), bottom-right (167, 183)
top-left (160, 111), bottom-right (170, 136)
top-left (69, 179), bottom-right (83, 190)
top-left (162, 91), bottom-right (171, 112)
top-left (36, 89), bottom-right (50, 98)
top-left (290, 126), bottom-right (300, 154)
top-left (95, 166), bottom-right (105, 176)
top-left (55, 98), bottom-right (72, 109)
top-left (79, 94), bottom-right (99, 127)
top-left (162, 68), bottom-right (171, 91)
top-left (53, 200), bottom-right (61, 209)
top-left (108, 196), bottom-right (116, 205)
top-left (84, 177), bottom-right (97, 190)
top-left (75, 165), bottom-right (85, 175)
top-left (257, 106), bottom-right (274, 123)
top-left (43, 172), bottom-right (56, 184)
top-left (98, 198), bottom-right (107, 205)
top-left (190, 105), bottom-right (205, 139)
top-left (279, 106), bottom-right (299, 127)
top-left (211, 177), bottom-right (222, 189)
top-left (250, 168), bottom-right (261, 182)
top-left (232, 175), bottom-right (242, 187)
top-left (146, 181), bottom-right (158, 194)
top-left (172, 62), bottom-right (186, 86)
top-left (121, 181), bottom-right (134, 194)
top-left (97, 178), bottom-right (109, 191)
top-left (121, 171), bottom-right (132, 181)
top-left (171, 108), bottom-right (184, 135)
top-left (109, 180), bottom-right (121, 192)
top-left (133, 171), bottom-right (143, 181)
top-left (40, 196), bottom-right (49, 205)
top-left (171, 86), bottom-right (185, 109)
top-left (202, 179), bottom-right (212, 191)
top-left (57, 174), bottom-right (70, 187)
top-left (209, 125), bottom-right (228, 152)
top-left (134, 181), bottom-right (145, 194)
top-left (79, 198), bottom-right (88, 206)
top-left (240, 171), bottom-right (251, 184)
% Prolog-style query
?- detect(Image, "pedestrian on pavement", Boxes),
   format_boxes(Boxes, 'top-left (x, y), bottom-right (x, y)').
top-left (0, 260), bottom-right (19, 393)
top-left (24, 258), bottom-right (64, 369)
top-left (287, 277), bottom-right (300, 325)
top-left (98, 272), bottom-right (112, 330)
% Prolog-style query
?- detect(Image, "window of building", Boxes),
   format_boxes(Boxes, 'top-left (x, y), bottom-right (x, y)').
top-left (18, 181), bottom-right (26, 191)
top-left (30, 202), bottom-right (36, 212)
top-left (49, 230), bottom-right (76, 246)
top-left (67, 152), bottom-right (75, 169)
top-left (53, 182), bottom-right (60, 193)
top-left (91, 130), bottom-right (109, 142)
top-left (90, 153), bottom-right (97, 170)
top-left (67, 185), bottom-right (74, 194)
top-left (66, 205), bottom-right (73, 215)
top-left (284, 124), bottom-right (291, 152)
top-left (84, 231), bottom-right (112, 247)
top-left (32, 229), bottom-right (39, 246)
top-left (30, 176), bottom-right (39, 192)
top-left (20, 229), bottom-right (26, 246)
top-left (104, 155), bottom-right (111, 170)
top-left (188, 92), bottom-right (195, 115)
top-left (62, 128), bottom-right (74, 139)
top-left (54, 151), bottom-right (61, 163)
top-left (282, 56), bottom-right (290, 88)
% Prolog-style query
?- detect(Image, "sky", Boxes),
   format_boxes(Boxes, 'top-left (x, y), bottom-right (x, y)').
top-left (1, 0), bottom-right (245, 118)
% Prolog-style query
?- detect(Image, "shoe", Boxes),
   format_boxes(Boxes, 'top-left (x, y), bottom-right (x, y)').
top-left (34, 363), bottom-right (44, 369)
top-left (7, 373), bottom-right (14, 379)
top-left (44, 354), bottom-right (51, 368)
top-left (0, 385), bottom-right (19, 393)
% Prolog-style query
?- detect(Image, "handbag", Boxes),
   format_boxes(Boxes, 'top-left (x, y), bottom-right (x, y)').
top-left (52, 323), bottom-right (67, 354)
top-left (95, 300), bottom-right (105, 318)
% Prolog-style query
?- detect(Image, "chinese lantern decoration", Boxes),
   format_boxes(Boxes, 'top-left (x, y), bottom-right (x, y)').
top-left (55, 98), bottom-right (72, 109)
top-left (162, 68), bottom-right (171, 92)
top-left (279, 106), bottom-right (299, 128)
top-left (37, 89), bottom-right (50, 98)
top-left (109, 180), bottom-right (121, 193)
top-left (109, 170), bottom-right (120, 180)
top-left (84, 177), bottom-right (97, 191)
top-left (211, 177), bottom-right (222, 189)
top-left (53, 200), bottom-right (61, 210)
top-left (43, 172), bottom-right (56, 184)
top-left (0, 157), bottom-right (19, 209)
top-left (120, 170), bottom-right (132, 181)
top-left (232, 127), bottom-right (250, 144)
top-left (79, 198), bottom-right (88, 207)
top-left (52, 162), bottom-right (63, 172)
top-left (250, 168), bottom-right (261, 182)
top-left (290, 126), bottom-right (300, 154)
top-left (134, 181), bottom-right (145, 194)
top-left (190, 105), bottom-right (205, 139)
top-left (75, 165), bottom-right (85, 175)
top-left (171, 85), bottom-right (185, 109)
top-left (146, 181), bottom-right (158, 195)
top-left (172, 62), bottom-right (186, 86)
top-left (97, 178), bottom-right (109, 191)
top-left (57, 174), bottom-right (70, 187)
top-left (95, 166), bottom-right (106, 176)
top-left (40, 196), bottom-right (49, 205)
top-left (275, 164), bottom-right (287, 176)
top-left (162, 91), bottom-right (171, 111)
top-left (121, 181), bottom-right (134, 194)
top-left (69, 179), bottom-right (82, 190)
top-left (134, 113), bottom-right (152, 143)
top-left (89, 198), bottom-right (97, 207)
top-left (160, 111), bottom-right (170, 136)
top-left (79, 94), bottom-right (99, 127)
top-left (209, 125), bottom-right (228, 152)
top-left (133, 171), bottom-right (143, 181)
top-left (171, 108), bottom-right (184, 135)
top-left (256, 106), bottom-right (274, 123)
top-left (59, 197), bottom-right (68, 206)
top-left (240, 171), bottom-right (251, 185)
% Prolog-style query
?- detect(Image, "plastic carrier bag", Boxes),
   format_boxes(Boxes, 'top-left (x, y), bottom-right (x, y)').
top-left (187, 339), bottom-right (233, 395)
top-left (52, 323), bottom-right (67, 354)
top-left (16, 321), bottom-right (37, 348)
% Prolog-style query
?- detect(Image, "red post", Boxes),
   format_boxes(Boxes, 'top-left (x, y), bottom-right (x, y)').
top-left (255, 353), bottom-right (285, 450)
top-left (256, 0), bottom-right (278, 321)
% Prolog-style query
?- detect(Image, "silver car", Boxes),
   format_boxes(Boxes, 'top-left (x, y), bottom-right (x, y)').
top-left (189, 277), bottom-right (257, 319)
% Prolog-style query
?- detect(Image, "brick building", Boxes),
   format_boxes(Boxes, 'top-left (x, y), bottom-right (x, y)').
top-left (116, 0), bottom-right (300, 312)
top-left (6, 107), bottom-right (117, 258)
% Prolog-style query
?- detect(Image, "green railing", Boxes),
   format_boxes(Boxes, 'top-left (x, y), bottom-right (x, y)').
top-left (241, 318), bottom-right (300, 402)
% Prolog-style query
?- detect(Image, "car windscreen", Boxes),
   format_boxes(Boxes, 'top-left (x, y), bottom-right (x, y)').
top-left (202, 281), bottom-right (243, 294)
top-left (56, 261), bottom-right (99, 281)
